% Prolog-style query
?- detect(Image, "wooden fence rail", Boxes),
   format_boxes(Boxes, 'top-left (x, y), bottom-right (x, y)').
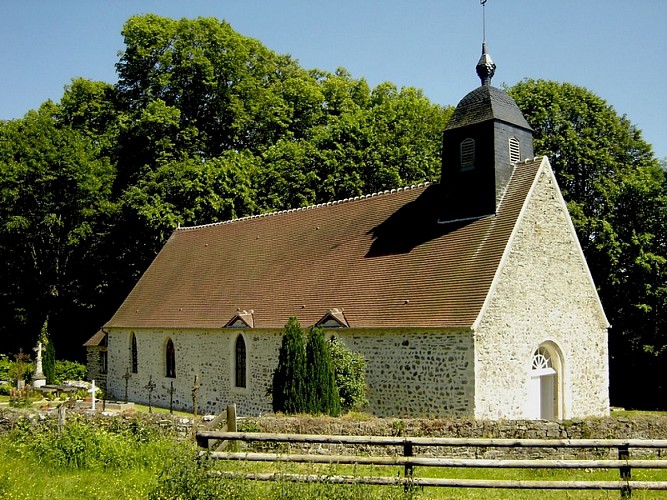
top-left (196, 431), bottom-right (667, 497)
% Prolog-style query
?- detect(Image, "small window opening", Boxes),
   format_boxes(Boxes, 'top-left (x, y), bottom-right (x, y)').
top-left (100, 351), bottom-right (108, 374)
top-left (131, 333), bottom-right (138, 373)
top-left (460, 138), bottom-right (475, 170)
top-left (166, 338), bottom-right (176, 378)
top-left (235, 335), bottom-right (247, 388)
top-left (509, 137), bottom-right (521, 164)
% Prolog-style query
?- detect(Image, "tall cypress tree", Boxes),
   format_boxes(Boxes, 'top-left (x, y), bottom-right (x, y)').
top-left (40, 318), bottom-right (56, 385)
top-left (272, 317), bottom-right (307, 414)
top-left (306, 326), bottom-right (340, 417)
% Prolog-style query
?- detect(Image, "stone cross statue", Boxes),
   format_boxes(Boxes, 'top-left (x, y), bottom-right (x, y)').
top-left (33, 341), bottom-right (46, 389)
top-left (87, 380), bottom-right (99, 410)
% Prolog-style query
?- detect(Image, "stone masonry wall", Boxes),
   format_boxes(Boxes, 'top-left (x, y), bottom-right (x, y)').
top-left (85, 347), bottom-right (107, 391)
top-left (474, 159), bottom-right (609, 419)
top-left (107, 328), bottom-right (283, 416)
top-left (107, 328), bottom-right (474, 418)
top-left (336, 330), bottom-right (474, 418)
top-left (241, 415), bottom-right (667, 459)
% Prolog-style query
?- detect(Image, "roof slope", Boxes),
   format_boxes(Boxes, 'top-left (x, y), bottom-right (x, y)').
top-left (445, 85), bottom-right (532, 131)
top-left (106, 158), bottom-right (544, 330)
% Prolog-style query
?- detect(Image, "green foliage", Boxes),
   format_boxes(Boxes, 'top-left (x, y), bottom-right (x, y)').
top-left (54, 360), bottom-right (87, 383)
top-left (149, 454), bottom-right (253, 500)
top-left (9, 417), bottom-right (181, 471)
top-left (330, 337), bottom-right (368, 412)
top-left (9, 387), bottom-right (35, 408)
top-left (272, 317), bottom-right (307, 414)
top-left (305, 327), bottom-right (341, 417)
top-left (0, 354), bottom-right (10, 382)
top-left (40, 319), bottom-right (57, 384)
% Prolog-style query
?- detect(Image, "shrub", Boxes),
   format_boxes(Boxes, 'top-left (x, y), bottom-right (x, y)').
top-left (330, 337), bottom-right (368, 412)
top-left (149, 453), bottom-right (253, 500)
top-left (40, 318), bottom-right (56, 384)
top-left (0, 354), bottom-right (10, 382)
top-left (306, 326), bottom-right (340, 417)
top-left (54, 360), bottom-right (86, 383)
top-left (272, 316), bottom-right (307, 414)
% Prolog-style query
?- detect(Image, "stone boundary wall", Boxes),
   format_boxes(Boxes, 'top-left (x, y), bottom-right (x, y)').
top-left (1, 408), bottom-right (665, 459)
top-left (239, 415), bottom-right (667, 459)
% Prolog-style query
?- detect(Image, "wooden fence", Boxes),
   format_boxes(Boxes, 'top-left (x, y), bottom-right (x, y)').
top-left (196, 430), bottom-right (667, 497)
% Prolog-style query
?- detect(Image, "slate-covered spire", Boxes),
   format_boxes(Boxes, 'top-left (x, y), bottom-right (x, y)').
top-left (476, 42), bottom-right (496, 86)
top-left (440, 35), bottom-right (534, 221)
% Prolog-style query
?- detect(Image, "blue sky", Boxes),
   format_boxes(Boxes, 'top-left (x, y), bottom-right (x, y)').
top-left (1, 0), bottom-right (665, 159)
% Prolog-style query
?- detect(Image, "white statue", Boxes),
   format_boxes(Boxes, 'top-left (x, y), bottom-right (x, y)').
top-left (33, 341), bottom-right (46, 388)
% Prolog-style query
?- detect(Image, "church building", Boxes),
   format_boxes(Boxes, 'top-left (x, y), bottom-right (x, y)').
top-left (86, 43), bottom-right (610, 420)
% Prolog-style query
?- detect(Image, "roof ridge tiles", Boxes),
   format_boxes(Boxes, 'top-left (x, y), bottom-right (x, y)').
top-left (177, 181), bottom-right (432, 231)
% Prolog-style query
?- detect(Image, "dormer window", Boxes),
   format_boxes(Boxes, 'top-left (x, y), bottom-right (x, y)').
top-left (460, 138), bottom-right (475, 171)
top-left (509, 137), bottom-right (521, 164)
top-left (225, 310), bottom-right (254, 328)
top-left (316, 308), bottom-right (349, 328)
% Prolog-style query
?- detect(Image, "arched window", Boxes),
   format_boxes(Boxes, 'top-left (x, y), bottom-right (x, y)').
top-left (509, 137), bottom-right (521, 164)
top-left (130, 333), bottom-right (138, 373)
top-left (460, 138), bottom-right (475, 170)
top-left (235, 335), bottom-right (247, 388)
top-left (166, 338), bottom-right (176, 378)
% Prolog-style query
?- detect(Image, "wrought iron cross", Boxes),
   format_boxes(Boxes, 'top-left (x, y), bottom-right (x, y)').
top-left (192, 375), bottom-right (201, 416)
top-left (123, 368), bottom-right (131, 403)
top-left (168, 381), bottom-right (175, 414)
top-left (144, 375), bottom-right (156, 413)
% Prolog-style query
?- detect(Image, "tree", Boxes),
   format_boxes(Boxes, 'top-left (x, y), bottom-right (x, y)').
top-left (329, 337), bottom-right (368, 412)
top-left (40, 318), bottom-right (56, 385)
top-left (272, 317), bottom-right (307, 414)
top-left (0, 103), bottom-right (116, 354)
top-left (305, 327), bottom-right (340, 417)
top-left (509, 79), bottom-right (667, 408)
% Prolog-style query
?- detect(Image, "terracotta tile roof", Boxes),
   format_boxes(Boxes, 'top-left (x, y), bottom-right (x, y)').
top-left (84, 329), bottom-right (107, 347)
top-left (105, 158), bottom-right (545, 331)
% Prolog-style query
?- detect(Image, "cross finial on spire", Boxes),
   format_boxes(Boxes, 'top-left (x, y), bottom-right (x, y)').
top-left (476, 0), bottom-right (495, 86)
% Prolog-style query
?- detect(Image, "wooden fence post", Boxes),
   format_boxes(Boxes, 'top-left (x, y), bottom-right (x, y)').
top-left (227, 404), bottom-right (237, 432)
top-left (619, 443), bottom-right (631, 498)
top-left (404, 442), bottom-right (414, 477)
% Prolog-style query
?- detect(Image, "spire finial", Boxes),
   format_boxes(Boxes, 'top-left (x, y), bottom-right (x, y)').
top-left (476, 1), bottom-right (495, 85)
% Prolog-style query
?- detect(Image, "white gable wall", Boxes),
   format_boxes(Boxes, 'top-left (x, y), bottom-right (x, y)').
top-left (473, 159), bottom-right (609, 419)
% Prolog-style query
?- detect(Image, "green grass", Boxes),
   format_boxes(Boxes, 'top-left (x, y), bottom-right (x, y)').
top-left (611, 409), bottom-right (667, 417)
top-left (1, 413), bottom-right (667, 500)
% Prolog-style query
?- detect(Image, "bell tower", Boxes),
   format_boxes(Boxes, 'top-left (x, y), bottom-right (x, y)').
top-left (440, 37), bottom-right (534, 221)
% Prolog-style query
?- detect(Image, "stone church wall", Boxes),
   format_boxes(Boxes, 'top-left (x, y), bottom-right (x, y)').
top-left (474, 160), bottom-right (609, 419)
top-left (337, 330), bottom-right (475, 418)
top-left (85, 347), bottom-right (107, 391)
top-left (106, 328), bottom-right (283, 416)
top-left (106, 327), bottom-right (474, 417)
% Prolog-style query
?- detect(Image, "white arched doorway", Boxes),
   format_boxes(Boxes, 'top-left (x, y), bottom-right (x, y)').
top-left (527, 344), bottom-right (562, 420)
